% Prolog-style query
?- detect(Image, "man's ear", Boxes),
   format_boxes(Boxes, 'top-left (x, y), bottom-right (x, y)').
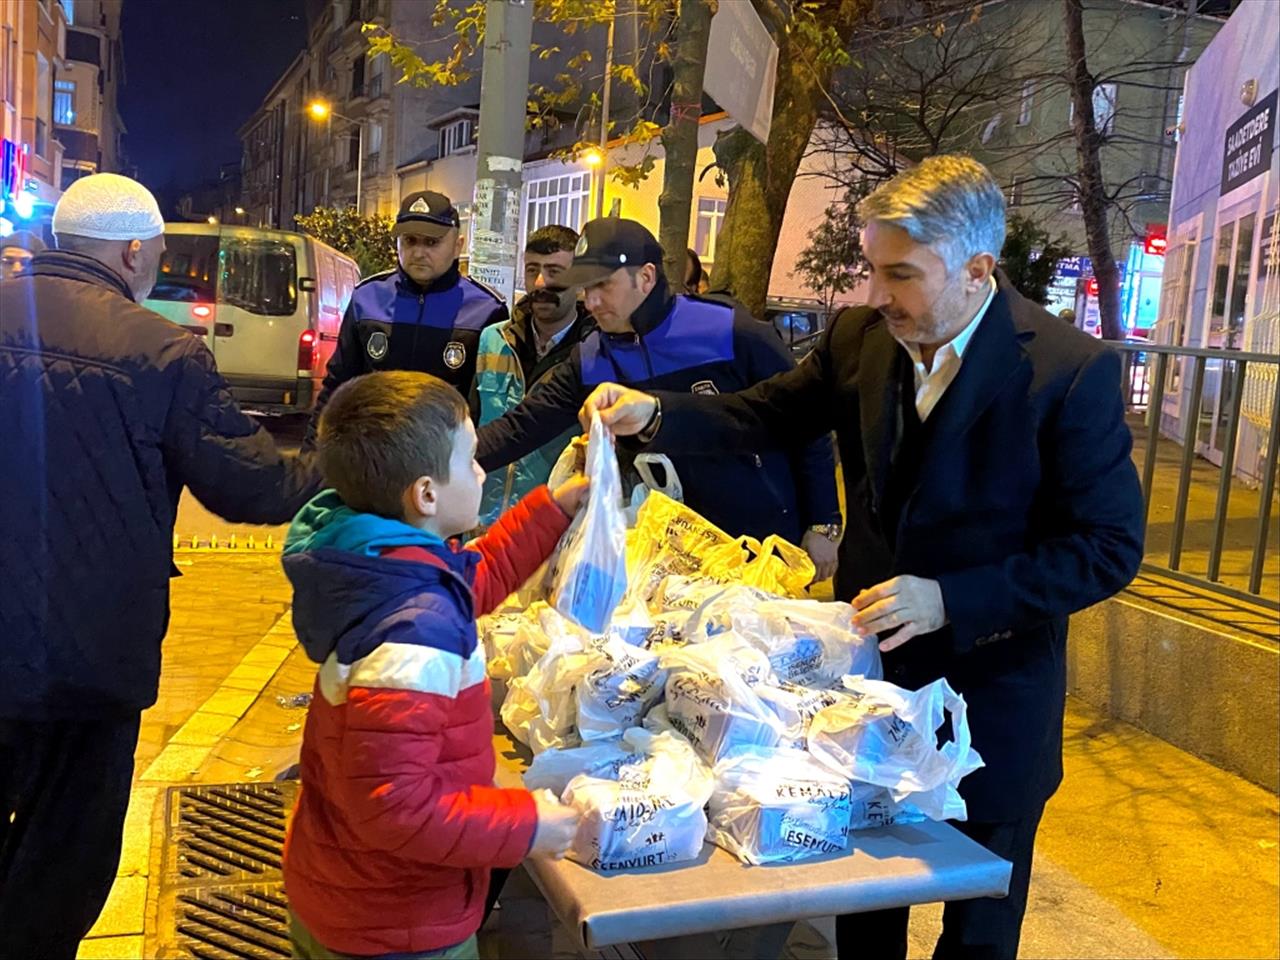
top-left (455, 232), bottom-right (466, 258)
top-left (966, 253), bottom-right (996, 291)
top-left (404, 476), bottom-right (438, 519)
top-left (121, 239), bottom-right (143, 274)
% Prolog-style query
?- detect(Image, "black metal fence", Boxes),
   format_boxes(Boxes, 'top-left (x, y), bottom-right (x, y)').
top-left (1109, 341), bottom-right (1280, 608)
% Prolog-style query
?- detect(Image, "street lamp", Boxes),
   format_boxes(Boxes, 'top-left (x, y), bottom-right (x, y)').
top-left (583, 148), bottom-right (605, 218)
top-left (307, 99), bottom-right (365, 213)
top-left (234, 206), bottom-right (246, 217)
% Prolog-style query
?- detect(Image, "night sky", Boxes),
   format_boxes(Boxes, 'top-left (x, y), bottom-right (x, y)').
top-left (120, 0), bottom-right (308, 208)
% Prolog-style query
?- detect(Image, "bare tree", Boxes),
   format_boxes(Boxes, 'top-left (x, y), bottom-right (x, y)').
top-left (1063, 0), bottom-right (1123, 339)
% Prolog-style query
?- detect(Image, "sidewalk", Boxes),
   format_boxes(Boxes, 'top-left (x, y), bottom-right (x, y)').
top-left (78, 575), bottom-right (1280, 959)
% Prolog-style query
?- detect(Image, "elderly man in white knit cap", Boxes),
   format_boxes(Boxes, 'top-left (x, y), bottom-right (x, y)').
top-left (0, 174), bottom-right (320, 958)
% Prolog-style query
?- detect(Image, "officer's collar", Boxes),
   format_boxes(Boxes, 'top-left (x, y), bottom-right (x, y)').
top-left (398, 260), bottom-right (461, 295)
top-left (626, 273), bottom-right (674, 338)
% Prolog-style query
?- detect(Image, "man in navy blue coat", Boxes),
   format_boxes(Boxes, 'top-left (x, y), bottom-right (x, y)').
top-left (582, 156), bottom-right (1144, 959)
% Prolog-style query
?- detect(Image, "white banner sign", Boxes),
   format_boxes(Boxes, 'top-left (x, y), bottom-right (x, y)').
top-left (704, 2), bottom-right (778, 143)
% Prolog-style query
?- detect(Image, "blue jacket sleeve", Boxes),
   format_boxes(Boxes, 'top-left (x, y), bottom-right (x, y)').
top-left (733, 313), bottom-right (841, 527)
top-left (475, 352), bottom-right (584, 472)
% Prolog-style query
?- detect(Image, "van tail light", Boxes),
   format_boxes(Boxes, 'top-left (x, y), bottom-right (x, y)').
top-left (298, 329), bottom-right (317, 373)
top-left (191, 304), bottom-right (212, 320)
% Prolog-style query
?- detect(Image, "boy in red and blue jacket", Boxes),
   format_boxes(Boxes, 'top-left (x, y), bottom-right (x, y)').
top-left (281, 370), bottom-right (582, 959)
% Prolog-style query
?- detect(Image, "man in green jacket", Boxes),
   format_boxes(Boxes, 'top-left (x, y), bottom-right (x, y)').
top-left (473, 225), bottom-right (594, 524)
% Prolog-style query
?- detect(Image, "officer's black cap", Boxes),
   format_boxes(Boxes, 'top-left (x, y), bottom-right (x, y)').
top-left (394, 191), bottom-right (460, 238)
top-left (559, 217), bottom-right (664, 288)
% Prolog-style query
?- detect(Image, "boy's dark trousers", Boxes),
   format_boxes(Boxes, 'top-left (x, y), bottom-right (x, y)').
top-left (0, 714), bottom-right (140, 960)
top-left (483, 867), bottom-right (510, 925)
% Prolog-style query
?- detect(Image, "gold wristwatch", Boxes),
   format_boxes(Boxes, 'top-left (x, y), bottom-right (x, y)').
top-left (807, 523), bottom-right (843, 543)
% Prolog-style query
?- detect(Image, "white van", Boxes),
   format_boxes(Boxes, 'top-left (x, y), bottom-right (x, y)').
top-left (144, 223), bottom-right (361, 414)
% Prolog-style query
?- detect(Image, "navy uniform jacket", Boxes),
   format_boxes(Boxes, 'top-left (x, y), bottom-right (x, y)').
top-left (637, 279), bottom-right (1144, 820)
top-left (307, 262), bottom-right (506, 443)
top-left (476, 279), bottom-right (841, 543)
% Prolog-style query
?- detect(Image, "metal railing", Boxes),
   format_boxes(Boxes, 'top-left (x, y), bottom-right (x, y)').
top-left (1108, 341), bottom-right (1280, 608)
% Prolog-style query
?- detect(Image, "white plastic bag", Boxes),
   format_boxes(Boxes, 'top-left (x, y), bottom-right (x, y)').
top-left (562, 729), bottom-right (713, 872)
top-left (500, 631), bottom-right (594, 753)
top-left (694, 596), bottom-right (881, 688)
top-left (847, 783), bottom-right (928, 832)
top-left (552, 413), bottom-right (629, 633)
top-left (524, 740), bottom-right (642, 794)
top-left (807, 676), bottom-right (984, 821)
top-left (658, 636), bottom-right (785, 764)
top-left (754, 681), bottom-right (849, 749)
top-left (709, 747), bottom-right (854, 865)
top-left (575, 637), bottom-right (668, 742)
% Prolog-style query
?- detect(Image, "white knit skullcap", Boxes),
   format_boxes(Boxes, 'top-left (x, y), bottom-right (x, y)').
top-left (52, 173), bottom-right (165, 241)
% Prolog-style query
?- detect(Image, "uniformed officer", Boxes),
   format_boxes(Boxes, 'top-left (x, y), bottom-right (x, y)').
top-left (305, 190), bottom-right (507, 446)
top-left (476, 217), bottom-right (842, 577)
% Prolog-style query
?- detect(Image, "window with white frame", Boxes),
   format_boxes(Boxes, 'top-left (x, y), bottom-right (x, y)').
top-left (366, 121), bottom-right (383, 160)
top-left (440, 118), bottom-right (474, 157)
top-left (54, 79), bottom-right (75, 125)
top-left (693, 197), bottom-right (727, 261)
top-left (1017, 81), bottom-right (1035, 126)
top-left (524, 173), bottom-right (590, 237)
top-left (1068, 83), bottom-right (1117, 135)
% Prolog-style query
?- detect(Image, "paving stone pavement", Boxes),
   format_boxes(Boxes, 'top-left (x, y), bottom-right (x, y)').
top-left (77, 542), bottom-right (1278, 959)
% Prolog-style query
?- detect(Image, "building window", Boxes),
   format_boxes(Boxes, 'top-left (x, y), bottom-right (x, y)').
top-left (1068, 83), bottom-right (1117, 136)
top-left (693, 197), bottom-right (727, 262)
top-left (2, 25), bottom-right (15, 107)
top-left (60, 0), bottom-right (74, 23)
top-left (525, 173), bottom-right (590, 237)
top-left (367, 55), bottom-right (385, 98)
top-left (1017, 81), bottom-right (1035, 126)
top-left (365, 122), bottom-right (383, 169)
top-left (351, 55), bottom-right (365, 97)
top-left (440, 118), bottom-right (475, 157)
top-left (54, 79), bottom-right (76, 125)
top-left (980, 113), bottom-right (1002, 144)
top-left (1009, 177), bottom-right (1024, 207)
top-left (35, 53), bottom-right (51, 157)
top-left (348, 135), bottom-right (360, 171)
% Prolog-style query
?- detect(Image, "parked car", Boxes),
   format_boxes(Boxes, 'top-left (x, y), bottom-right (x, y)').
top-left (765, 296), bottom-right (832, 354)
top-left (145, 223), bottom-right (360, 414)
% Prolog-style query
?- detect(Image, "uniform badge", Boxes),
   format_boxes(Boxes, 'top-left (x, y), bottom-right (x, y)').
top-left (366, 331), bottom-right (389, 361)
top-left (443, 341), bottom-right (467, 370)
top-left (410, 197), bottom-right (430, 213)
top-left (574, 233), bottom-right (589, 256)
top-left (691, 380), bottom-right (719, 396)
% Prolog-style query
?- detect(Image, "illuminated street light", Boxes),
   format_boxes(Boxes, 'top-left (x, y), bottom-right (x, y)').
top-left (207, 216), bottom-right (217, 225)
top-left (306, 100), bottom-right (365, 212)
top-left (583, 148), bottom-right (604, 167)
top-left (234, 207), bottom-right (246, 216)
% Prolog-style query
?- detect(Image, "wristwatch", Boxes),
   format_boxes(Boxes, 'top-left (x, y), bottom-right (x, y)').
top-left (807, 522), bottom-right (843, 543)
top-left (636, 396), bottom-right (663, 444)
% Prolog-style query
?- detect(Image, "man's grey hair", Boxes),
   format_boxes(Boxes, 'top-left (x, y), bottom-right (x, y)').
top-left (858, 155), bottom-right (1007, 274)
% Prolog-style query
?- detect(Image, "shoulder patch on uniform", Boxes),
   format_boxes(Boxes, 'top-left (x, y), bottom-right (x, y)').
top-left (355, 268), bottom-right (397, 289)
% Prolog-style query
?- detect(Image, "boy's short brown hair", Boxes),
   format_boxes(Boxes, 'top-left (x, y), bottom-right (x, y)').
top-left (317, 371), bottom-right (468, 518)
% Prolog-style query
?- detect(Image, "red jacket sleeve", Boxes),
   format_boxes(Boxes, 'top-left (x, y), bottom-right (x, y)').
top-left (469, 485), bottom-right (570, 615)
top-left (337, 680), bottom-right (538, 869)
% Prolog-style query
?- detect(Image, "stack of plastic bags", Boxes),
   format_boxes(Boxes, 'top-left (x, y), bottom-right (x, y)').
top-left (478, 436), bottom-right (983, 872)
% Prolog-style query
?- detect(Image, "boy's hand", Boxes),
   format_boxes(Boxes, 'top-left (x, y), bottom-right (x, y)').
top-left (529, 790), bottom-right (577, 859)
top-left (552, 476), bottom-right (590, 517)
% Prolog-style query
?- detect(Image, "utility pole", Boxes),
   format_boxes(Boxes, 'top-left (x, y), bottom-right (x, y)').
top-left (469, 0), bottom-right (534, 305)
top-left (595, 4), bottom-right (616, 219)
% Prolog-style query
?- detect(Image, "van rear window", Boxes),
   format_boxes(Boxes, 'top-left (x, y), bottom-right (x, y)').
top-left (152, 234), bottom-right (219, 302)
top-left (221, 238), bottom-right (297, 317)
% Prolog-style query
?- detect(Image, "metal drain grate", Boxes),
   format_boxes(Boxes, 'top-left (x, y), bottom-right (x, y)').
top-left (154, 782), bottom-right (297, 959)
top-left (171, 783), bottom-right (289, 881)
top-left (175, 885), bottom-right (290, 960)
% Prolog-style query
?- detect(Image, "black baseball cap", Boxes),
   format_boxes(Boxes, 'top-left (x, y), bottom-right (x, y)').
top-left (394, 190), bottom-right (461, 238)
top-left (559, 217), bottom-right (664, 288)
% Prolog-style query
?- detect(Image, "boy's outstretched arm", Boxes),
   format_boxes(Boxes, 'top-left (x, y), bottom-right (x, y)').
top-left (469, 484), bottom-right (580, 614)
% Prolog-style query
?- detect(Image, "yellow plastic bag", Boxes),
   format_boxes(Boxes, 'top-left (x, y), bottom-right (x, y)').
top-left (626, 493), bottom-right (813, 602)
